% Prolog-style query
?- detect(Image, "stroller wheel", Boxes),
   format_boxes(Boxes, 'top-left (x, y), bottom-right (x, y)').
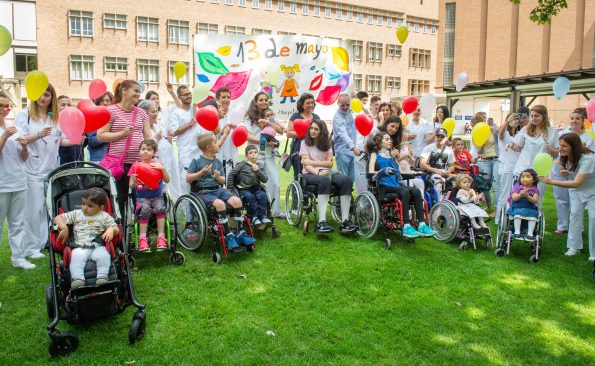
top-left (129, 311), bottom-right (147, 344)
top-left (212, 251), bottom-right (222, 264)
top-left (384, 238), bottom-right (391, 249)
top-left (495, 248), bottom-right (506, 257)
top-left (169, 252), bottom-right (185, 266)
top-left (529, 254), bottom-right (539, 263)
top-left (128, 256), bottom-right (136, 269)
top-left (49, 331), bottom-right (79, 357)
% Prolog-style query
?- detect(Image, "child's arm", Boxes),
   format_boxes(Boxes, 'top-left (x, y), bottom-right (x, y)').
top-left (101, 214), bottom-right (120, 242)
top-left (511, 191), bottom-right (522, 201)
top-left (213, 170), bottom-right (225, 185)
top-left (217, 126), bottom-right (231, 148)
top-left (129, 174), bottom-right (137, 189)
top-left (53, 214), bottom-right (69, 242)
top-left (300, 154), bottom-right (318, 175)
top-left (151, 161), bottom-right (170, 184)
top-left (254, 162), bottom-right (268, 183)
top-left (526, 191), bottom-right (540, 204)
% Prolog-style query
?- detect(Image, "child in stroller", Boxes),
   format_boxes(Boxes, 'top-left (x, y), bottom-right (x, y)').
top-left (453, 174), bottom-right (489, 231)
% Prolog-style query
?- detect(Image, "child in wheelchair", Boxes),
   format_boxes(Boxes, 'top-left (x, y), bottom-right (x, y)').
top-left (368, 132), bottom-right (436, 238)
top-left (187, 133), bottom-right (256, 252)
top-left (227, 144), bottom-right (271, 227)
top-left (128, 139), bottom-right (171, 252)
top-left (453, 174), bottom-right (489, 231)
top-left (53, 188), bottom-right (119, 289)
top-left (508, 169), bottom-right (540, 241)
top-left (419, 128), bottom-right (456, 196)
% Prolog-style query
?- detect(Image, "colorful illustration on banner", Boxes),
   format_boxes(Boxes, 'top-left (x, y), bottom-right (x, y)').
top-left (309, 74), bottom-right (323, 91)
top-left (210, 70), bottom-right (252, 100)
top-left (322, 66), bottom-right (341, 80)
top-left (258, 69), bottom-right (279, 100)
top-left (316, 85), bottom-right (341, 106)
top-left (197, 52), bottom-right (230, 75)
top-left (216, 46), bottom-right (232, 56)
top-left (197, 74), bottom-right (210, 83)
top-left (279, 64), bottom-right (300, 104)
top-left (331, 47), bottom-right (349, 71)
top-left (335, 72), bottom-right (351, 92)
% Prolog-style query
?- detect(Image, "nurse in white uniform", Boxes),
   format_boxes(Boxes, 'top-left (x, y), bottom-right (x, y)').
top-left (496, 113), bottom-right (521, 224)
top-left (215, 88), bottom-right (239, 177)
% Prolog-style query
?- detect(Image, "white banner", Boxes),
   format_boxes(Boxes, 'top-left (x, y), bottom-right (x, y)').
top-left (193, 35), bottom-right (353, 121)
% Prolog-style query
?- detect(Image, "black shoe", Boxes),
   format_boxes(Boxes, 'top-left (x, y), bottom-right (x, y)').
top-left (340, 220), bottom-right (358, 233)
top-left (315, 221), bottom-right (334, 233)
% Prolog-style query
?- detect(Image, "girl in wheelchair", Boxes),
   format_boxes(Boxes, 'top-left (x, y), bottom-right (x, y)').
top-left (453, 174), bottom-right (489, 231)
top-left (368, 132), bottom-right (436, 238)
top-left (508, 169), bottom-right (540, 241)
top-left (128, 139), bottom-right (170, 252)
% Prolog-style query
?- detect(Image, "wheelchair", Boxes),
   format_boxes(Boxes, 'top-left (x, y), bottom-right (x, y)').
top-left (173, 192), bottom-right (255, 264)
top-left (125, 191), bottom-right (185, 267)
top-left (429, 179), bottom-right (493, 250)
top-left (229, 187), bottom-right (281, 239)
top-left (353, 168), bottom-right (430, 248)
top-left (495, 206), bottom-right (545, 263)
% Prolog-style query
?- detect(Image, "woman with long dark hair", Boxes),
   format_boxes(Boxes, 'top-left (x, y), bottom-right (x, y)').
top-left (300, 119), bottom-right (357, 233)
top-left (286, 93), bottom-right (320, 180)
top-left (540, 133), bottom-right (595, 260)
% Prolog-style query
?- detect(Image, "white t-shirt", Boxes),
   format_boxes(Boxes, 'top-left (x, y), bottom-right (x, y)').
top-left (0, 126), bottom-right (27, 192)
top-left (498, 130), bottom-right (520, 174)
top-left (407, 119), bottom-right (432, 157)
top-left (216, 113), bottom-right (239, 163)
top-left (168, 107), bottom-right (207, 161)
top-left (571, 153), bottom-right (595, 200)
top-left (560, 128), bottom-right (595, 152)
top-left (15, 109), bottom-right (63, 179)
top-left (420, 143), bottom-right (455, 169)
top-left (513, 127), bottom-right (558, 176)
top-left (61, 209), bottom-right (117, 247)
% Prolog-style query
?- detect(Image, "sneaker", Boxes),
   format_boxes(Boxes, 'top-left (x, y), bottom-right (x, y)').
top-left (565, 248), bottom-right (580, 256)
top-left (275, 213), bottom-right (287, 220)
top-left (95, 278), bottom-right (108, 286)
top-left (71, 279), bottom-right (85, 289)
top-left (418, 223), bottom-right (437, 237)
top-left (315, 221), bottom-right (334, 233)
top-left (28, 251), bottom-right (45, 259)
top-left (340, 220), bottom-right (358, 234)
top-left (225, 233), bottom-right (240, 252)
top-left (513, 233), bottom-right (522, 240)
top-left (138, 237), bottom-right (151, 253)
top-left (261, 216), bottom-right (272, 225)
top-left (237, 230), bottom-right (256, 246)
top-left (252, 217), bottom-right (262, 226)
top-left (12, 258), bottom-right (36, 270)
top-left (157, 236), bottom-right (168, 251)
top-left (525, 235), bottom-right (534, 242)
top-left (403, 225), bottom-right (422, 239)
top-left (554, 229), bottom-right (567, 235)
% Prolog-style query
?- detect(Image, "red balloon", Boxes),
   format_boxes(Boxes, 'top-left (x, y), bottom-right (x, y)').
top-left (195, 107), bottom-right (219, 131)
top-left (89, 79), bottom-right (107, 100)
top-left (135, 162), bottom-right (163, 190)
top-left (355, 114), bottom-right (374, 136)
top-left (59, 107), bottom-right (85, 144)
top-left (402, 96), bottom-right (419, 114)
top-left (293, 118), bottom-right (311, 138)
top-left (77, 99), bottom-right (111, 133)
top-left (231, 126), bottom-right (248, 147)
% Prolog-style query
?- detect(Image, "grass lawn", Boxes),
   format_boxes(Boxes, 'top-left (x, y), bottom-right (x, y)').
top-left (0, 164), bottom-right (594, 365)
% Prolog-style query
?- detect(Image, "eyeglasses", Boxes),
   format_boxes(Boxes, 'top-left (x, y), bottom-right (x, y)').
top-left (340, 103), bottom-right (351, 108)
top-left (0, 104), bottom-right (10, 109)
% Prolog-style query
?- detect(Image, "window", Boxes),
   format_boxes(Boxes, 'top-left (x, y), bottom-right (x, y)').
top-left (423, 24), bottom-right (428, 33)
top-left (409, 48), bottom-right (431, 68)
top-left (351, 40), bottom-right (363, 61)
top-left (277, 0), bottom-right (285, 11)
top-left (346, 5), bottom-right (352, 21)
top-left (367, 75), bottom-right (382, 95)
top-left (313, 1), bottom-right (320, 16)
top-left (198, 23), bottom-right (218, 34)
top-left (353, 74), bottom-right (362, 92)
top-left (69, 55), bottom-right (94, 81)
top-left (386, 76), bottom-right (401, 89)
top-left (252, 0), bottom-right (259, 8)
top-left (289, 2), bottom-right (296, 13)
top-left (211, 0), bottom-right (220, 2)
top-left (431, 25), bottom-right (437, 34)
top-left (252, 28), bottom-right (272, 34)
top-left (169, 61), bottom-right (189, 84)
top-left (302, 3), bottom-right (309, 15)
top-left (103, 13), bottom-right (127, 30)
top-left (265, 0), bottom-right (272, 10)
top-left (377, 15), bottom-right (383, 26)
top-left (225, 0), bottom-right (233, 5)
top-left (367, 14), bottom-right (373, 24)
top-left (356, 12), bottom-right (363, 23)
top-left (278, 31), bottom-right (296, 35)
top-left (414, 23), bottom-right (419, 32)
top-left (137, 17), bottom-right (159, 42)
top-left (396, 18), bottom-right (403, 27)
top-left (168, 20), bottom-right (189, 45)
top-left (325, 2), bottom-right (331, 17)
top-left (69, 10), bottom-right (93, 37)
top-left (367, 42), bottom-right (383, 63)
top-left (408, 79), bottom-right (430, 95)
top-left (443, 2), bottom-right (456, 85)
top-left (239, 0), bottom-right (246, 6)
top-left (104, 57), bottom-right (128, 72)
top-left (14, 54), bottom-right (37, 75)
top-left (335, 4), bottom-right (341, 19)
top-left (386, 44), bottom-right (402, 58)
top-left (137, 59), bottom-right (160, 83)
top-left (387, 18), bottom-right (392, 27)
top-left (225, 25), bottom-right (246, 34)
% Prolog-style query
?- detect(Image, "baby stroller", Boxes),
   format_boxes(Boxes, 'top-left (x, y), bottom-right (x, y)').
top-left (44, 162), bottom-right (146, 357)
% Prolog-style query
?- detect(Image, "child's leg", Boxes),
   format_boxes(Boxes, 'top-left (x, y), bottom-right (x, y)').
top-left (259, 135), bottom-right (268, 152)
top-left (478, 217), bottom-right (488, 228)
top-left (470, 217), bottom-right (481, 229)
top-left (527, 219), bottom-right (536, 237)
top-left (239, 189), bottom-right (258, 218)
top-left (70, 248), bottom-right (92, 281)
top-left (91, 246), bottom-right (111, 280)
top-left (513, 217), bottom-right (522, 235)
top-left (156, 217), bottom-right (166, 236)
top-left (254, 188), bottom-right (269, 219)
top-left (152, 198), bottom-right (168, 237)
top-left (212, 199), bottom-right (230, 234)
top-left (228, 196), bottom-right (244, 230)
top-left (136, 198), bottom-right (152, 237)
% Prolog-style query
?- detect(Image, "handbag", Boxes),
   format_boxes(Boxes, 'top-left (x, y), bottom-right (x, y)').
top-left (280, 138), bottom-right (293, 172)
top-left (99, 107), bottom-right (138, 180)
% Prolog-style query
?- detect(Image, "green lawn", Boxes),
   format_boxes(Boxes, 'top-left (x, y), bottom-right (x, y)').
top-left (0, 166), bottom-right (594, 365)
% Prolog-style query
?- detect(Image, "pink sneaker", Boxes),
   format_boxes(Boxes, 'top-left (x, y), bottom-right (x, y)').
top-left (157, 236), bottom-right (168, 251)
top-left (138, 237), bottom-right (150, 252)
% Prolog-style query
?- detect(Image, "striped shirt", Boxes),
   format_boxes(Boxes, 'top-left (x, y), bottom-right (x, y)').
top-left (106, 105), bottom-right (149, 164)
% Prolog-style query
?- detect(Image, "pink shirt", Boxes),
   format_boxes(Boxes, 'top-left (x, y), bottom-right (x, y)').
top-left (106, 105), bottom-right (149, 164)
top-left (299, 140), bottom-right (332, 174)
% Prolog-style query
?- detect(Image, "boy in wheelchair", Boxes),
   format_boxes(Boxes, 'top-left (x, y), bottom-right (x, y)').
top-left (186, 133), bottom-right (256, 252)
top-left (227, 144), bottom-right (271, 227)
top-left (53, 188), bottom-right (119, 289)
top-left (419, 128), bottom-right (455, 196)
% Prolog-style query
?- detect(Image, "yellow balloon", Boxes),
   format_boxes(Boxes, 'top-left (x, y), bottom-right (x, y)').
top-left (351, 99), bottom-right (363, 113)
top-left (173, 62), bottom-right (187, 80)
top-left (396, 26), bottom-right (409, 44)
top-left (25, 70), bottom-right (49, 102)
top-left (443, 118), bottom-right (456, 137)
top-left (471, 122), bottom-right (490, 147)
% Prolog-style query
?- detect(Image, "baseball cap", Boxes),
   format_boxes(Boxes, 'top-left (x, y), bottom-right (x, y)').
top-left (435, 128), bottom-right (447, 137)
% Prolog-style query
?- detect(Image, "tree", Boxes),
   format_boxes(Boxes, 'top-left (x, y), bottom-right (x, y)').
top-left (510, 0), bottom-right (568, 24)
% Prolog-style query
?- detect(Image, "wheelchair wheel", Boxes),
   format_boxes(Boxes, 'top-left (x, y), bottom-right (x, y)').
top-left (354, 191), bottom-right (380, 239)
top-left (429, 201), bottom-right (459, 242)
top-left (285, 181), bottom-right (303, 226)
top-left (495, 209), bottom-right (509, 254)
top-left (173, 195), bottom-right (208, 251)
top-left (330, 195), bottom-right (356, 224)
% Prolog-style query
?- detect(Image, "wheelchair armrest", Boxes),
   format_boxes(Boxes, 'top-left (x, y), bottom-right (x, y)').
top-left (400, 173), bottom-right (417, 181)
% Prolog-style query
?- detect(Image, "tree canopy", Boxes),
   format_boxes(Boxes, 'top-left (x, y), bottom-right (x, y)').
top-left (510, 0), bottom-right (568, 24)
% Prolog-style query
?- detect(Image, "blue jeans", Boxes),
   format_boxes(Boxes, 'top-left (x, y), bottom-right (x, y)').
top-left (239, 187), bottom-right (268, 219)
top-left (477, 158), bottom-right (500, 209)
top-left (336, 152), bottom-right (355, 182)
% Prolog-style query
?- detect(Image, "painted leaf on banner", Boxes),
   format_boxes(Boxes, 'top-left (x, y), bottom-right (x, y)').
top-left (197, 52), bottom-right (229, 75)
top-left (309, 74), bottom-right (323, 91)
top-left (209, 70), bottom-right (252, 100)
top-left (316, 85), bottom-right (342, 106)
top-left (331, 47), bottom-right (349, 71)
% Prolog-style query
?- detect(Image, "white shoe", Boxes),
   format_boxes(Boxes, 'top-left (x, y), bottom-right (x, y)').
top-left (564, 249), bottom-right (580, 256)
top-left (12, 259), bottom-right (36, 270)
top-left (589, 257), bottom-right (595, 262)
top-left (28, 251), bottom-right (45, 259)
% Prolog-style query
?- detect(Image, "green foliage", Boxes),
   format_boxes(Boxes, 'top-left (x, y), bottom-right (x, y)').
top-left (510, 0), bottom-right (569, 24)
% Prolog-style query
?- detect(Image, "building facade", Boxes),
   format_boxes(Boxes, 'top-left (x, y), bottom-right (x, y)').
top-left (435, 0), bottom-right (595, 125)
top-left (31, 0), bottom-right (438, 109)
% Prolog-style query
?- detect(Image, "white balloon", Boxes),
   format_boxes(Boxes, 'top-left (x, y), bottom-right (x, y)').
top-left (455, 72), bottom-right (468, 92)
top-left (419, 93), bottom-right (436, 120)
